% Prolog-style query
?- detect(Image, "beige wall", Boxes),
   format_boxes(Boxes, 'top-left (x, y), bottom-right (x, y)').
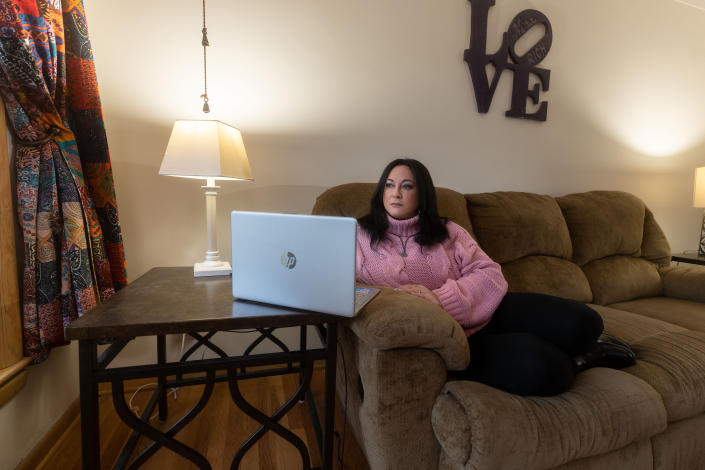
top-left (4, 0), bottom-right (705, 466)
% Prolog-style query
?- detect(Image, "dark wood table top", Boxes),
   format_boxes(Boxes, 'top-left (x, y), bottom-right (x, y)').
top-left (671, 252), bottom-right (705, 266)
top-left (65, 267), bottom-right (340, 341)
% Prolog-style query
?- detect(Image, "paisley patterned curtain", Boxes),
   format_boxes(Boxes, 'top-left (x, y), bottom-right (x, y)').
top-left (0, 0), bottom-right (127, 363)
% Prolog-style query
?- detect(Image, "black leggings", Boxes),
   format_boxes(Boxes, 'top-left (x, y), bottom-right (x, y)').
top-left (451, 292), bottom-right (604, 396)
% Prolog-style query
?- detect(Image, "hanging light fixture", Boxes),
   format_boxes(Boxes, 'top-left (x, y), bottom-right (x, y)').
top-left (200, 0), bottom-right (210, 113)
top-left (158, 0), bottom-right (254, 277)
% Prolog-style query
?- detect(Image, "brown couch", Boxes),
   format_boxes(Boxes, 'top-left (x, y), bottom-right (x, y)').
top-left (312, 184), bottom-right (705, 470)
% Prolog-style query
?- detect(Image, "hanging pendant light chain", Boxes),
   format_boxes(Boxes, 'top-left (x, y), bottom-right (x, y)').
top-left (201, 0), bottom-right (210, 113)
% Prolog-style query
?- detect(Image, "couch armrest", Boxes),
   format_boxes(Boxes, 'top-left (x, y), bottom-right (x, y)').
top-left (660, 266), bottom-right (705, 303)
top-left (349, 286), bottom-right (470, 370)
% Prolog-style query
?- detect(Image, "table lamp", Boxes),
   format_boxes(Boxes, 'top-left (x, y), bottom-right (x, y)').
top-left (159, 120), bottom-right (253, 276)
top-left (694, 166), bottom-right (705, 256)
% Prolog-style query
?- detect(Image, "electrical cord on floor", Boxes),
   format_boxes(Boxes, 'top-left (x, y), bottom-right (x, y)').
top-left (128, 383), bottom-right (179, 420)
top-left (128, 333), bottom-right (194, 418)
top-left (129, 330), bottom-right (262, 421)
top-left (127, 332), bottom-right (208, 418)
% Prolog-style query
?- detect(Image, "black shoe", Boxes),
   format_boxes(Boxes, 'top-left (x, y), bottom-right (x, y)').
top-left (575, 342), bottom-right (636, 371)
top-left (597, 333), bottom-right (633, 351)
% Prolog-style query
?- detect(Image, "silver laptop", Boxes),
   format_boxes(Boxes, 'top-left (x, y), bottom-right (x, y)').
top-left (231, 211), bottom-right (378, 317)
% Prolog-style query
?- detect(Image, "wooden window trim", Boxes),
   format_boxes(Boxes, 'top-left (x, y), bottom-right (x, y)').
top-left (0, 98), bottom-right (29, 407)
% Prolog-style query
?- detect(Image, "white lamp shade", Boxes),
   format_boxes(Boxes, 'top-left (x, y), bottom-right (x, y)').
top-left (695, 167), bottom-right (705, 208)
top-left (159, 120), bottom-right (253, 181)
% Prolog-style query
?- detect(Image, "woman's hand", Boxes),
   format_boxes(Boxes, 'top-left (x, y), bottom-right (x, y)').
top-left (396, 284), bottom-right (441, 306)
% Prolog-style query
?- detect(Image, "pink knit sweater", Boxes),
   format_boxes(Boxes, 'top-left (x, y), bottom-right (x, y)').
top-left (356, 215), bottom-right (508, 336)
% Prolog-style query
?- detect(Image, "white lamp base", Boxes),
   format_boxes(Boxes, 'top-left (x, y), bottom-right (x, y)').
top-left (194, 261), bottom-right (232, 277)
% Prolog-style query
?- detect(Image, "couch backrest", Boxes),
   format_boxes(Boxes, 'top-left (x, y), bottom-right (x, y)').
top-left (465, 192), bottom-right (594, 303)
top-left (313, 184), bottom-right (672, 306)
top-left (312, 183), bottom-right (474, 236)
top-left (556, 191), bottom-right (670, 304)
top-left (465, 190), bottom-right (672, 305)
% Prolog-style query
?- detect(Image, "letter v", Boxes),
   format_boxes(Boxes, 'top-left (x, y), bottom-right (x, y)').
top-left (464, 0), bottom-right (509, 113)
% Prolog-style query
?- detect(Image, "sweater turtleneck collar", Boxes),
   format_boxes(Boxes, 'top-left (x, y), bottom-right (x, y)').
top-left (386, 213), bottom-right (420, 237)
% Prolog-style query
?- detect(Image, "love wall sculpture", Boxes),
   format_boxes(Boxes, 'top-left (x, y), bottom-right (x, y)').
top-left (464, 0), bottom-right (552, 121)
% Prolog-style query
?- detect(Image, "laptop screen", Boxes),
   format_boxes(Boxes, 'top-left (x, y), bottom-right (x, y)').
top-left (231, 211), bottom-right (358, 316)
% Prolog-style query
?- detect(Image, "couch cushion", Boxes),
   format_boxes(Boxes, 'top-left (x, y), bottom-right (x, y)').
top-left (502, 256), bottom-right (592, 303)
top-left (465, 192), bottom-right (572, 264)
top-left (549, 440), bottom-right (653, 470)
top-left (651, 413), bottom-right (705, 470)
top-left (312, 182), bottom-right (376, 219)
top-left (609, 297), bottom-right (705, 333)
top-left (432, 369), bottom-right (666, 470)
top-left (557, 191), bottom-right (645, 266)
top-left (590, 304), bottom-right (687, 345)
top-left (312, 183), bottom-right (474, 236)
top-left (661, 266), bottom-right (705, 304)
top-left (641, 208), bottom-right (671, 267)
top-left (625, 330), bottom-right (705, 422)
top-left (582, 256), bottom-right (663, 305)
top-left (598, 301), bottom-right (705, 422)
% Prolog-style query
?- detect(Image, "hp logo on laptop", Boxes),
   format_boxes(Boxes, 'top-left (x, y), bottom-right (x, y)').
top-left (281, 252), bottom-right (297, 269)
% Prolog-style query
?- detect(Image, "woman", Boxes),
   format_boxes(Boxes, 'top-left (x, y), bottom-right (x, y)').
top-left (356, 158), bottom-right (635, 396)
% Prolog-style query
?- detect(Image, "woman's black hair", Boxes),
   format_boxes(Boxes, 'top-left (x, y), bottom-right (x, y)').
top-left (358, 158), bottom-right (449, 247)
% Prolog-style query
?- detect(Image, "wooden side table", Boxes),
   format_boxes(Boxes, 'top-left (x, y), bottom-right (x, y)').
top-left (671, 252), bottom-right (705, 266)
top-left (65, 267), bottom-right (340, 470)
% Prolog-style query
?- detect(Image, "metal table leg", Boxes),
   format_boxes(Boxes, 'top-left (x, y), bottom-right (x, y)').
top-left (79, 340), bottom-right (100, 470)
top-left (112, 373), bottom-right (215, 469)
top-left (322, 323), bottom-right (338, 470)
top-left (228, 365), bottom-right (314, 469)
top-left (157, 335), bottom-right (167, 422)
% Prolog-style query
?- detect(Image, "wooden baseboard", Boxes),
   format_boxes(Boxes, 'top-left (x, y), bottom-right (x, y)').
top-left (0, 369), bottom-right (28, 408)
top-left (15, 398), bottom-right (80, 470)
top-left (0, 357), bottom-right (32, 407)
top-left (0, 357), bottom-right (31, 388)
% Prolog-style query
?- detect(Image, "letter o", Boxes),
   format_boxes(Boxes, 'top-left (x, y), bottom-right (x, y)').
top-left (506, 9), bottom-right (552, 67)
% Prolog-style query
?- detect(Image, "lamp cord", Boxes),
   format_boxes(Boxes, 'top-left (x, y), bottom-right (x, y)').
top-left (201, 0), bottom-right (210, 113)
